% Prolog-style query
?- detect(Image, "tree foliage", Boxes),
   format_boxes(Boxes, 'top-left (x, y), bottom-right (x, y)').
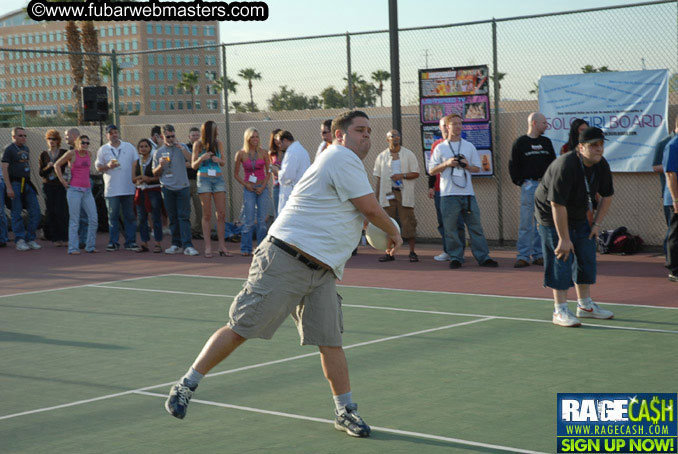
top-left (268, 86), bottom-right (320, 111)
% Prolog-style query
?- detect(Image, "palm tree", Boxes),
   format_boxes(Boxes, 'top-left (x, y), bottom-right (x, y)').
top-left (214, 76), bottom-right (238, 95)
top-left (177, 72), bottom-right (200, 112)
top-left (98, 60), bottom-right (122, 88)
top-left (238, 68), bottom-right (262, 110)
top-left (64, 21), bottom-right (84, 124)
top-left (489, 71), bottom-right (506, 90)
top-left (231, 101), bottom-right (246, 113)
top-left (80, 21), bottom-right (100, 86)
top-left (371, 70), bottom-right (390, 107)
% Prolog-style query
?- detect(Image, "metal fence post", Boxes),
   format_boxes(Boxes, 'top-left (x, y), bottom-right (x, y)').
top-left (221, 44), bottom-right (234, 221)
top-left (346, 32), bottom-right (353, 109)
top-left (389, 0), bottom-right (402, 132)
top-left (492, 19), bottom-right (504, 246)
top-left (111, 49), bottom-right (120, 129)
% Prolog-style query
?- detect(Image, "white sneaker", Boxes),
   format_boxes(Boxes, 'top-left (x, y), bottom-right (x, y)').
top-left (184, 246), bottom-right (199, 256)
top-left (576, 301), bottom-right (614, 319)
top-left (553, 306), bottom-right (582, 327)
top-left (27, 240), bottom-right (42, 250)
top-left (434, 252), bottom-right (451, 262)
top-left (165, 245), bottom-right (183, 254)
top-left (15, 239), bottom-right (30, 251)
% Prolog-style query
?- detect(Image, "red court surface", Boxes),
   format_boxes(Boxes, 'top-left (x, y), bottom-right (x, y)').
top-left (1, 236), bottom-right (674, 307)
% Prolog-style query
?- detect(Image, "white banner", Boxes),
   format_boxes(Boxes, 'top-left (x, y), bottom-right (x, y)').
top-left (539, 69), bottom-right (669, 172)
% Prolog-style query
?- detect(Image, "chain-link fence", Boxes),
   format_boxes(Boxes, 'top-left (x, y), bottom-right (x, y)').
top-left (1, 1), bottom-right (676, 246)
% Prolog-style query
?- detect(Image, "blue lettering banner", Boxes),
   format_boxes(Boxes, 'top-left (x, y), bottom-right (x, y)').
top-left (539, 69), bottom-right (669, 172)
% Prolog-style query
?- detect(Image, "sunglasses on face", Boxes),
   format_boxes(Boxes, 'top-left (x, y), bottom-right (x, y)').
top-left (47, 138), bottom-right (58, 141)
top-left (165, 135), bottom-right (175, 139)
top-left (80, 141), bottom-right (90, 145)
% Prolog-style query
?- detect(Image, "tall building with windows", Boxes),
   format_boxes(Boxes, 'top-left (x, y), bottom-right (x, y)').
top-left (0, 9), bottom-right (221, 117)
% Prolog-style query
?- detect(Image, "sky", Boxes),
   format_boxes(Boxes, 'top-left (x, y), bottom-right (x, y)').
top-left (1, 0), bottom-right (644, 43)
top-left (1, 0), bottom-right (671, 106)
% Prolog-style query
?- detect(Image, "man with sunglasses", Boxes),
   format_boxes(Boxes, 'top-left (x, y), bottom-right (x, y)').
top-left (153, 124), bottom-right (199, 256)
top-left (2, 127), bottom-right (42, 251)
top-left (95, 124), bottom-right (141, 252)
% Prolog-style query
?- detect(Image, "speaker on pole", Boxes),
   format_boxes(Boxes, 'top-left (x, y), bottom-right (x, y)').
top-left (82, 86), bottom-right (109, 122)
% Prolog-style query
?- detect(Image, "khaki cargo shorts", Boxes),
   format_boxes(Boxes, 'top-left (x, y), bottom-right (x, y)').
top-left (384, 189), bottom-right (417, 239)
top-left (227, 240), bottom-right (344, 346)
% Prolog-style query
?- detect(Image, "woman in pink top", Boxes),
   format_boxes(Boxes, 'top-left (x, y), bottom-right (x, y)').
top-left (234, 127), bottom-right (270, 256)
top-left (54, 135), bottom-right (99, 254)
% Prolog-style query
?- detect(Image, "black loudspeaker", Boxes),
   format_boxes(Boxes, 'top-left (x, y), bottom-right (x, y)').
top-left (82, 86), bottom-right (108, 122)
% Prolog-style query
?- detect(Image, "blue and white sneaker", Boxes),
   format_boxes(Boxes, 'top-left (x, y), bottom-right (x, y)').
top-left (165, 382), bottom-right (195, 419)
top-left (334, 403), bottom-right (371, 437)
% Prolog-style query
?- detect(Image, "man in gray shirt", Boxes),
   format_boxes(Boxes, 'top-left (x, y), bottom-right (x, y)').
top-left (153, 124), bottom-right (198, 256)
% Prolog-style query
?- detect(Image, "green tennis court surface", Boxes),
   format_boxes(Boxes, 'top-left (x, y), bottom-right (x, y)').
top-left (2, 274), bottom-right (676, 454)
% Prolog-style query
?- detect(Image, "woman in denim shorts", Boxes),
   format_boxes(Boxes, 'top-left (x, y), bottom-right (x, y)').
top-left (191, 121), bottom-right (232, 258)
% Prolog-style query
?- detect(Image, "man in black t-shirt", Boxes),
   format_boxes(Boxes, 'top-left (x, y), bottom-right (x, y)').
top-left (534, 127), bottom-right (614, 327)
top-left (508, 112), bottom-right (556, 268)
top-left (1, 127), bottom-right (42, 251)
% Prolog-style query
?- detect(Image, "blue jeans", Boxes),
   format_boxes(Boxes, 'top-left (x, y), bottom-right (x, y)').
top-left (539, 221), bottom-right (596, 290)
top-left (434, 190), bottom-right (464, 255)
top-left (441, 195), bottom-right (490, 264)
top-left (241, 188), bottom-right (269, 254)
top-left (67, 188), bottom-right (98, 253)
top-left (105, 195), bottom-right (137, 247)
top-left (162, 186), bottom-right (193, 248)
top-left (272, 184), bottom-right (280, 216)
top-left (78, 177), bottom-right (94, 245)
top-left (0, 181), bottom-right (8, 243)
top-left (9, 181), bottom-right (41, 242)
top-left (516, 180), bottom-right (542, 261)
top-left (137, 190), bottom-right (163, 243)
top-left (664, 205), bottom-right (672, 256)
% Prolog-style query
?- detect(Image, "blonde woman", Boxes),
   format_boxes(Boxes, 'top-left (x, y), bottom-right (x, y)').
top-left (54, 135), bottom-right (98, 254)
top-left (234, 127), bottom-right (270, 256)
top-left (192, 120), bottom-right (231, 258)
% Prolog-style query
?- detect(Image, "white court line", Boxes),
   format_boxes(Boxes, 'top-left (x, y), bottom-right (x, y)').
top-left (92, 284), bottom-right (236, 298)
top-left (135, 390), bottom-right (548, 454)
top-left (167, 273), bottom-right (678, 311)
top-left (0, 318), bottom-right (493, 421)
top-left (89, 285), bottom-right (678, 334)
top-left (0, 274), bottom-right (175, 299)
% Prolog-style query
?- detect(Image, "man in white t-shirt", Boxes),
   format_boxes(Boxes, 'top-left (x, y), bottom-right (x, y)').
top-left (165, 111), bottom-right (402, 439)
top-left (95, 125), bottom-right (140, 251)
top-left (276, 130), bottom-right (311, 213)
top-left (429, 114), bottom-right (498, 269)
top-left (315, 119), bottom-right (332, 158)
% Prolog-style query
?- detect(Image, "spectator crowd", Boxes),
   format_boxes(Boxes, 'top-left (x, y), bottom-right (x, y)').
top-left (2, 112), bottom-right (677, 307)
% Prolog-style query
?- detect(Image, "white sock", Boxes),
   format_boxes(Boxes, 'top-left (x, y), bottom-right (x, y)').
top-left (578, 297), bottom-right (593, 308)
top-left (554, 302), bottom-right (568, 313)
top-left (333, 391), bottom-right (352, 413)
top-left (181, 367), bottom-right (204, 390)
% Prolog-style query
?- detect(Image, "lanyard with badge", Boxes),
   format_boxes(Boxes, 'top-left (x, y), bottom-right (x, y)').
top-left (447, 140), bottom-right (468, 188)
top-left (205, 146), bottom-right (219, 177)
top-left (578, 155), bottom-right (596, 226)
top-left (247, 152), bottom-right (258, 185)
top-left (110, 145), bottom-right (122, 171)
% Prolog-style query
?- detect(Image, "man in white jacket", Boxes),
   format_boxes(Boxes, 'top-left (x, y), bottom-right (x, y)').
top-left (276, 130), bottom-right (310, 213)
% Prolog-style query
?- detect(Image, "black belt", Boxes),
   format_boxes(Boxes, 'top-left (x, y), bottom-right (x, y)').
top-left (391, 187), bottom-right (401, 191)
top-left (269, 236), bottom-right (322, 270)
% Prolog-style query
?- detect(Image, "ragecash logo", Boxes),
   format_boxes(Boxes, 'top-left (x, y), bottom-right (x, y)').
top-left (557, 393), bottom-right (677, 453)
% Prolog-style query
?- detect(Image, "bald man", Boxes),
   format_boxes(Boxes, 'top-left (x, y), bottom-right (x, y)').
top-left (508, 112), bottom-right (556, 268)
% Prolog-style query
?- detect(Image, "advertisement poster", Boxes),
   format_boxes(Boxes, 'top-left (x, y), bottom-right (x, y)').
top-left (419, 65), bottom-right (493, 176)
top-left (539, 69), bottom-right (668, 172)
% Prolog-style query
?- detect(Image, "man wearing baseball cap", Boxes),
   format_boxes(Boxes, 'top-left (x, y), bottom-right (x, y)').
top-left (534, 126), bottom-right (615, 327)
